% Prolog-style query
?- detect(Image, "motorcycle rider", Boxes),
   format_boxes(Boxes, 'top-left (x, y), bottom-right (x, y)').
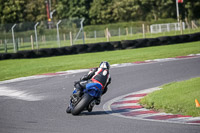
top-left (73, 61), bottom-right (111, 106)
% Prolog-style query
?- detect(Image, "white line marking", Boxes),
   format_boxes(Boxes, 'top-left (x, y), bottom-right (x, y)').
top-left (0, 86), bottom-right (45, 101)
top-left (116, 97), bottom-right (142, 101)
top-left (111, 103), bottom-right (140, 107)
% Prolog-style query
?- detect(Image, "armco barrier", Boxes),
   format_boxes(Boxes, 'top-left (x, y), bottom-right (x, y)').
top-left (0, 32), bottom-right (199, 60)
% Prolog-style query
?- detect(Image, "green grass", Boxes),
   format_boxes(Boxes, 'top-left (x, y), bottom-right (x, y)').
top-left (0, 41), bottom-right (200, 81)
top-left (140, 77), bottom-right (200, 117)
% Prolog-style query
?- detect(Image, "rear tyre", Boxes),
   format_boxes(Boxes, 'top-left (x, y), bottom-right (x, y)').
top-left (71, 93), bottom-right (93, 115)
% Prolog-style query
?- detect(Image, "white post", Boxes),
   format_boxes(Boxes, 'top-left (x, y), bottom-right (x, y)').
top-left (94, 31), bottom-right (97, 40)
top-left (56, 20), bottom-right (62, 47)
top-left (63, 34), bottom-right (66, 43)
top-left (118, 28), bottom-right (120, 38)
top-left (73, 18), bottom-right (85, 44)
top-left (106, 28), bottom-right (110, 42)
top-left (31, 35), bottom-right (34, 50)
top-left (159, 24), bottom-right (162, 33)
top-left (70, 32), bottom-right (73, 46)
top-left (11, 24), bottom-right (17, 52)
top-left (34, 22), bottom-right (39, 49)
top-left (142, 24), bottom-right (146, 38)
top-left (150, 25), bottom-right (153, 33)
top-left (130, 27), bottom-right (133, 36)
top-left (167, 24), bottom-right (170, 32)
top-left (176, 0), bottom-right (180, 22)
top-left (180, 20), bottom-right (183, 35)
top-left (80, 18), bottom-right (85, 44)
top-left (126, 27), bottom-right (129, 36)
top-left (50, 9), bottom-right (56, 19)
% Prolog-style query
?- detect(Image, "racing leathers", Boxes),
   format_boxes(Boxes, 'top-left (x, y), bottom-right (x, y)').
top-left (74, 67), bottom-right (111, 97)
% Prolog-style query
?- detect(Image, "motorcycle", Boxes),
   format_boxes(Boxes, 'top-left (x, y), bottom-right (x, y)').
top-left (66, 82), bottom-right (102, 115)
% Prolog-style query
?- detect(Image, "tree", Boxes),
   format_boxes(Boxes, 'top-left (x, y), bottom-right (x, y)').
top-left (89, 0), bottom-right (113, 24)
top-left (0, 0), bottom-right (199, 25)
top-left (0, 0), bottom-right (26, 24)
top-left (56, 0), bottom-right (93, 24)
top-left (184, 0), bottom-right (200, 20)
top-left (25, 0), bottom-right (47, 22)
top-left (108, 0), bottom-right (142, 22)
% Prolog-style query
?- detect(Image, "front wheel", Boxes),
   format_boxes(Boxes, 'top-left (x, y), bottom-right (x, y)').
top-left (71, 93), bottom-right (93, 115)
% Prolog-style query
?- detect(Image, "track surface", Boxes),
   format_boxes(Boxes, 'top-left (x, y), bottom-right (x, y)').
top-left (0, 57), bottom-right (200, 133)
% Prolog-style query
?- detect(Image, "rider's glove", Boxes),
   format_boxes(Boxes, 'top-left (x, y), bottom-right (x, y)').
top-left (80, 75), bottom-right (88, 81)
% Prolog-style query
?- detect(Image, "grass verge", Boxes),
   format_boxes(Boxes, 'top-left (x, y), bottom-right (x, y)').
top-left (0, 41), bottom-right (200, 81)
top-left (140, 77), bottom-right (200, 117)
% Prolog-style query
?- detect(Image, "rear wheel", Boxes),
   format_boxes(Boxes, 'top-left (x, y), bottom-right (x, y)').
top-left (71, 93), bottom-right (93, 115)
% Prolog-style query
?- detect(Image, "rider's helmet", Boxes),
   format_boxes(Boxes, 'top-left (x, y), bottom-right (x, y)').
top-left (99, 61), bottom-right (110, 70)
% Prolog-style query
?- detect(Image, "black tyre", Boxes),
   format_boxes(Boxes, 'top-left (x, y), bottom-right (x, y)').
top-left (87, 43), bottom-right (103, 52)
top-left (157, 36), bottom-right (171, 45)
top-left (75, 44), bottom-right (89, 53)
top-left (66, 106), bottom-right (71, 114)
top-left (71, 93), bottom-right (93, 115)
top-left (121, 40), bottom-right (137, 49)
top-left (147, 38), bottom-right (161, 46)
top-left (110, 41), bottom-right (122, 50)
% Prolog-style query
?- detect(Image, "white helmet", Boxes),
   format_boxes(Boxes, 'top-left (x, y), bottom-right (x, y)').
top-left (99, 61), bottom-right (110, 70)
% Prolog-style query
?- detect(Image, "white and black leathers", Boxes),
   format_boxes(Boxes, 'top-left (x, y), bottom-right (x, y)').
top-left (77, 67), bottom-right (111, 95)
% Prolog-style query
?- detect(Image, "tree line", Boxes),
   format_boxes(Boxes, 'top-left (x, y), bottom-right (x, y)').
top-left (0, 0), bottom-right (199, 25)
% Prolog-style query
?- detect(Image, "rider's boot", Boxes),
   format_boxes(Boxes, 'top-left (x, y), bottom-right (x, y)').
top-left (95, 97), bottom-right (101, 105)
top-left (87, 100), bottom-right (95, 112)
top-left (87, 104), bottom-right (93, 112)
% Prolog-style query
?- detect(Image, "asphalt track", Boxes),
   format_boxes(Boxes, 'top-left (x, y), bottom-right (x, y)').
top-left (0, 57), bottom-right (200, 133)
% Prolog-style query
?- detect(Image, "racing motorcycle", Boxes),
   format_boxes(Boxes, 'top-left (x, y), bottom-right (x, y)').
top-left (66, 82), bottom-right (102, 115)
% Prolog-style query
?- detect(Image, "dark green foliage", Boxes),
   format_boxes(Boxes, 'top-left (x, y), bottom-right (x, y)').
top-left (0, 0), bottom-right (200, 25)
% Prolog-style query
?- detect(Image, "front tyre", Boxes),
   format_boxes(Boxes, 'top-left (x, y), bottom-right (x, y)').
top-left (71, 93), bottom-right (93, 115)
